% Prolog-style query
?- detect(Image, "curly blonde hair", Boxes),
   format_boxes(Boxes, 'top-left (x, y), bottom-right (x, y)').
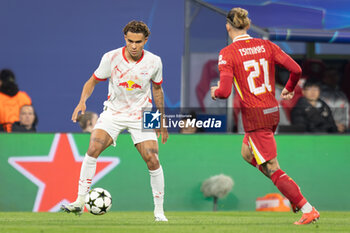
top-left (226, 7), bottom-right (251, 30)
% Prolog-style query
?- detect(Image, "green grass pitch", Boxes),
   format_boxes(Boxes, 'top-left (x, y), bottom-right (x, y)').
top-left (0, 211), bottom-right (349, 233)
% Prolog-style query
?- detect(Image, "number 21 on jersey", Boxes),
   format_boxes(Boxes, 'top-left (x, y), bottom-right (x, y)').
top-left (243, 58), bottom-right (272, 95)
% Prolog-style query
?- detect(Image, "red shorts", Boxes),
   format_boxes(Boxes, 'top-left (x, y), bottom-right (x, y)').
top-left (243, 127), bottom-right (277, 165)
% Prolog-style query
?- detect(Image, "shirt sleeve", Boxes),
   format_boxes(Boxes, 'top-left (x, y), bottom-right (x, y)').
top-left (94, 53), bottom-right (111, 80)
top-left (270, 41), bottom-right (301, 92)
top-left (218, 48), bottom-right (234, 75)
top-left (151, 57), bottom-right (163, 84)
top-left (215, 48), bottom-right (234, 99)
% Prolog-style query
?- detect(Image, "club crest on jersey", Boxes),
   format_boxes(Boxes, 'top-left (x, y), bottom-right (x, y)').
top-left (218, 55), bottom-right (227, 65)
top-left (118, 80), bottom-right (142, 91)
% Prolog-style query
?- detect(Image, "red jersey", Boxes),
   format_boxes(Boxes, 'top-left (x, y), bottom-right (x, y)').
top-left (216, 34), bottom-right (301, 131)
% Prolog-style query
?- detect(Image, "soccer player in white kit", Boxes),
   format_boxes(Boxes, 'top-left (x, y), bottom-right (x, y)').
top-left (61, 21), bottom-right (169, 222)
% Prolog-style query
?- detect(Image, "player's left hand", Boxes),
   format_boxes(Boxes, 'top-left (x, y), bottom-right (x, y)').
top-left (280, 88), bottom-right (295, 100)
top-left (156, 127), bottom-right (168, 144)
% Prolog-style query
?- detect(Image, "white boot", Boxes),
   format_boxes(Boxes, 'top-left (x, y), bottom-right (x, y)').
top-left (60, 195), bottom-right (86, 216)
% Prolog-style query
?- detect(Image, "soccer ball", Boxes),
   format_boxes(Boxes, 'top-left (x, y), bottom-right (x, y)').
top-left (85, 187), bottom-right (112, 215)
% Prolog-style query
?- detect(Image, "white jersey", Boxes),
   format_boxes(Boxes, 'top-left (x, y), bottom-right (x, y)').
top-left (93, 47), bottom-right (163, 121)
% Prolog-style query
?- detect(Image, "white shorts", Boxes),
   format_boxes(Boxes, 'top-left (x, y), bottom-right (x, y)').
top-left (93, 109), bottom-right (157, 146)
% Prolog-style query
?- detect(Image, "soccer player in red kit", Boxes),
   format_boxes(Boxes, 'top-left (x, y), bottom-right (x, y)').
top-left (211, 8), bottom-right (320, 225)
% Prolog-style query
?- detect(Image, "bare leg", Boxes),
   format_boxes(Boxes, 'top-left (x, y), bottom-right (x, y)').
top-left (135, 140), bottom-right (160, 170)
top-left (241, 143), bottom-right (269, 178)
top-left (61, 129), bottom-right (113, 214)
top-left (87, 129), bottom-right (114, 158)
top-left (77, 129), bottom-right (113, 195)
top-left (135, 140), bottom-right (167, 221)
top-left (262, 158), bottom-right (313, 217)
top-left (240, 137), bottom-right (318, 224)
top-left (261, 157), bottom-right (280, 178)
top-left (241, 143), bottom-right (309, 212)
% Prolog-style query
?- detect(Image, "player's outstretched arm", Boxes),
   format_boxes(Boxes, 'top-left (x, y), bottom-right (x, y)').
top-left (72, 75), bottom-right (100, 122)
top-left (152, 83), bottom-right (168, 144)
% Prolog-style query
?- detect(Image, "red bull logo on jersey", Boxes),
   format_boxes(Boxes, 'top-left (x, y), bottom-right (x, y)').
top-left (118, 80), bottom-right (142, 91)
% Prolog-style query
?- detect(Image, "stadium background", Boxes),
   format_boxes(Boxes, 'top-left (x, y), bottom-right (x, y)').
top-left (0, 0), bottom-right (184, 132)
top-left (1, 0), bottom-right (350, 212)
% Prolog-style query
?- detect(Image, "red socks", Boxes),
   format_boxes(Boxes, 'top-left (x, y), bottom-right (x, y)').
top-left (271, 169), bottom-right (307, 208)
top-left (248, 159), bottom-right (307, 209)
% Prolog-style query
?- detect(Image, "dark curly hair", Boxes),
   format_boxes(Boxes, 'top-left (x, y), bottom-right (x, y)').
top-left (123, 20), bottom-right (150, 38)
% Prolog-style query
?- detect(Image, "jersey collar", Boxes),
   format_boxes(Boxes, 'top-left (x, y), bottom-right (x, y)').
top-left (233, 34), bottom-right (252, 42)
top-left (122, 46), bottom-right (144, 64)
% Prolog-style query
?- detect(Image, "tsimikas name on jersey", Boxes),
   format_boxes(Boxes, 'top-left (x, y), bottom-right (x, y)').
top-left (238, 45), bottom-right (265, 56)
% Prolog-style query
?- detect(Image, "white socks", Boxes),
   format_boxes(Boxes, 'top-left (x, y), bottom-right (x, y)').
top-left (149, 166), bottom-right (165, 216)
top-left (76, 194), bottom-right (86, 206)
top-left (301, 202), bottom-right (313, 213)
top-left (76, 154), bottom-right (165, 215)
top-left (78, 154), bottom-right (97, 197)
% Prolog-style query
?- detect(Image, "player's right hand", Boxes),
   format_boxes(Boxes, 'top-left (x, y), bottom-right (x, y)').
top-left (211, 81), bottom-right (220, 100)
top-left (72, 102), bottom-right (86, 122)
top-left (157, 127), bottom-right (168, 144)
top-left (211, 86), bottom-right (218, 100)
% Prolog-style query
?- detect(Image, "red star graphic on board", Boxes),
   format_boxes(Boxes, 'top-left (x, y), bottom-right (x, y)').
top-left (8, 133), bottom-right (120, 212)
